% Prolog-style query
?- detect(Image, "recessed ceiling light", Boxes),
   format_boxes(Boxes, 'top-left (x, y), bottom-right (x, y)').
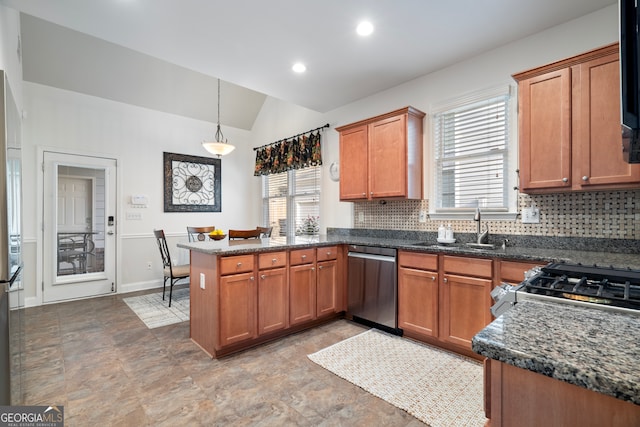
top-left (356, 21), bottom-right (374, 36)
top-left (292, 62), bottom-right (306, 73)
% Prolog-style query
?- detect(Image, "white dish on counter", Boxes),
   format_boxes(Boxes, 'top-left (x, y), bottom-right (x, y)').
top-left (437, 238), bottom-right (456, 244)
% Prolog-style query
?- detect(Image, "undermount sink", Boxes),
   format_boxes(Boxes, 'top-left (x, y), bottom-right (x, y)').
top-left (410, 242), bottom-right (458, 250)
top-left (465, 242), bottom-right (497, 250)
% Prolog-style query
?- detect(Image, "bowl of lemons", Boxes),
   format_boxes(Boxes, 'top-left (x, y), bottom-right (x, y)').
top-left (208, 229), bottom-right (227, 240)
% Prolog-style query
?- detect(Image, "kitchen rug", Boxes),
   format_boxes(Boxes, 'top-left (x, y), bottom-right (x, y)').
top-left (123, 287), bottom-right (189, 329)
top-left (308, 329), bottom-right (485, 427)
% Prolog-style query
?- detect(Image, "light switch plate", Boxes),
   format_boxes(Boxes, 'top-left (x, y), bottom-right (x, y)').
top-left (418, 210), bottom-right (427, 223)
top-left (522, 207), bottom-right (540, 224)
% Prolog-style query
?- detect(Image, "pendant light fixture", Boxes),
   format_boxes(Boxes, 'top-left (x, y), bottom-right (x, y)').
top-left (202, 78), bottom-right (236, 157)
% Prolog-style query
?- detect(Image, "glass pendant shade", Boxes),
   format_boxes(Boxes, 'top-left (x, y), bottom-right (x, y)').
top-left (202, 140), bottom-right (236, 156)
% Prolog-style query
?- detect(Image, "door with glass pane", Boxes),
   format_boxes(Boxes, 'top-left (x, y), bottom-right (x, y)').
top-left (43, 152), bottom-right (117, 302)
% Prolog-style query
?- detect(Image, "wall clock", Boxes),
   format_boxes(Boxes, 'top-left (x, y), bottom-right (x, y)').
top-left (329, 162), bottom-right (340, 181)
top-left (163, 152), bottom-right (221, 212)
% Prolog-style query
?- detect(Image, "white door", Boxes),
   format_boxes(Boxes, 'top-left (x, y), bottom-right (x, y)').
top-left (43, 152), bottom-right (117, 302)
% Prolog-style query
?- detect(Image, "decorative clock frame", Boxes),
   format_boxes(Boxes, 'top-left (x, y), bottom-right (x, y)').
top-left (163, 152), bottom-right (221, 212)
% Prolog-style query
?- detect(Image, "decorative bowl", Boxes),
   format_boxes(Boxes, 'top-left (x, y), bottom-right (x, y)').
top-left (209, 233), bottom-right (226, 241)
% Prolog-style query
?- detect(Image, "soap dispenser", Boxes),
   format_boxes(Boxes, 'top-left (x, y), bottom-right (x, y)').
top-left (438, 224), bottom-right (446, 240)
top-left (445, 223), bottom-right (454, 240)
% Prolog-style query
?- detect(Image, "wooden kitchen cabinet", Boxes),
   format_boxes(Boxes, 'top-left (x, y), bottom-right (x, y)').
top-left (218, 267), bottom-right (256, 348)
top-left (289, 249), bottom-right (317, 326)
top-left (497, 260), bottom-right (543, 286)
top-left (316, 246), bottom-right (339, 318)
top-left (336, 106), bottom-right (425, 201)
top-left (440, 256), bottom-right (493, 350)
top-left (515, 43), bottom-right (640, 193)
top-left (398, 252), bottom-right (439, 338)
top-left (257, 251), bottom-right (288, 335)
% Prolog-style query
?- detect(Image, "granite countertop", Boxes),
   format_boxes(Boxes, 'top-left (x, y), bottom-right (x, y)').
top-left (472, 299), bottom-right (640, 405)
top-left (178, 233), bottom-right (640, 270)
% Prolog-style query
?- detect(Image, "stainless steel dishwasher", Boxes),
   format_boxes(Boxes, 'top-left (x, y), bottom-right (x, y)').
top-left (347, 245), bottom-right (400, 335)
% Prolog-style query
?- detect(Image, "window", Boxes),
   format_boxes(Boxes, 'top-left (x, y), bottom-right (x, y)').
top-left (262, 166), bottom-right (321, 238)
top-left (432, 87), bottom-right (515, 218)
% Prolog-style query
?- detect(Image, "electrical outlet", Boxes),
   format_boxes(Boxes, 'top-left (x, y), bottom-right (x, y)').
top-left (358, 211), bottom-right (364, 223)
top-left (200, 273), bottom-right (206, 290)
top-left (418, 210), bottom-right (427, 223)
top-left (146, 261), bottom-right (152, 270)
top-left (522, 207), bottom-right (540, 224)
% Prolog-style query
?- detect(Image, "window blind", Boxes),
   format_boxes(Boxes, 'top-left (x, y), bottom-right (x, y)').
top-left (262, 166), bottom-right (321, 237)
top-left (434, 94), bottom-right (509, 210)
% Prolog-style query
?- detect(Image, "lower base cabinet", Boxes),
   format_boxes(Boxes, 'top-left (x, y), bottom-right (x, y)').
top-left (398, 251), bottom-right (494, 356)
top-left (219, 272), bottom-right (257, 347)
top-left (488, 359), bottom-right (640, 427)
top-left (189, 246), bottom-right (344, 358)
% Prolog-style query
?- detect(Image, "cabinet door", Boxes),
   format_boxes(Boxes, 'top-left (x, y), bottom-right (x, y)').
top-left (258, 268), bottom-right (288, 335)
top-left (575, 52), bottom-right (640, 188)
top-left (369, 114), bottom-right (407, 198)
top-left (218, 272), bottom-right (256, 348)
top-left (441, 273), bottom-right (492, 349)
top-left (317, 260), bottom-right (338, 317)
top-left (289, 263), bottom-right (316, 325)
top-left (398, 266), bottom-right (438, 338)
top-left (339, 125), bottom-right (368, 200)
top-left (518, 68), bottom-right (572, 191)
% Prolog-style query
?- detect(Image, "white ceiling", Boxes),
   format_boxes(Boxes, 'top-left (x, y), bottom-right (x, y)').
top-left (1, 0), bottom-right (617, 129)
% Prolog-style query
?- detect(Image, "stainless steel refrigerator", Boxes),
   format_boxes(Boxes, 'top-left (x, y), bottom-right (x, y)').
top-left (0, 69), bottom-right (24, 406)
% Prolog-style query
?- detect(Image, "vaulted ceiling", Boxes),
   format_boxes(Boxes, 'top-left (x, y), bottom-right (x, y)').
top-left (1, 0), bottom-right (617, 130)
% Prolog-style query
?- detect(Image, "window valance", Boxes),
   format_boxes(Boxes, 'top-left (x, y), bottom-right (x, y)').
top-left (254, 124), bottom-right (329, 176)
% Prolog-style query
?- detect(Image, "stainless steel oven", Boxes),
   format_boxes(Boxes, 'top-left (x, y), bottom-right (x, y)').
top-left (347, 245), bottom-right (400, 334)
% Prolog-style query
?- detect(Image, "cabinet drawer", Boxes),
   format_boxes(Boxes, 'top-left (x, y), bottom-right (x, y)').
top-left (500, 260), bottom-right (543, 284)
top-left (317, 246), bottom-right (338, 262)
top-left (398, 251), bottom-right (437, 271)
top-left (258, 251), bottom-right (287, 270)
top-left (219, 255), bottom-right (254, 275)
top-left (290, 248), bottom-right (316, 265)
top-left (443, 255), bottom-right (492, 278)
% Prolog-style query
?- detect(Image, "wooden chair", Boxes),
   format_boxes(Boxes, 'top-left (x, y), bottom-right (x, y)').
top-left (228, 228), bottom-right (263, 240)
top-left (153, 229), bottom-right (190, 307)
top-left (187, 226), bottom-right (215, 242)
top-left (257, 226), bottom-right (273, 238)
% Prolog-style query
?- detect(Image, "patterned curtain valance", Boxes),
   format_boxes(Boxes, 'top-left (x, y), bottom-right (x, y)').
top-left (254, 124), bottom-right (329, 176)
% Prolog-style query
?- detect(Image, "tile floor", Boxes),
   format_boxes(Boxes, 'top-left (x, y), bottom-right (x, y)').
top-left (19, 288), bottom-right (426, 426)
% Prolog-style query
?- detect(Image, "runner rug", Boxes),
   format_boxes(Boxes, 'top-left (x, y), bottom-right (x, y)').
top-left (123, 287), bottom-right (189, 329)
top-left (307, 329), bottom-right (486, 427)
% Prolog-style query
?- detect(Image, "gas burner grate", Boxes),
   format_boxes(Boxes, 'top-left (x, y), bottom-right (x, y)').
top-left (524, 263), bottom-right (640, 310)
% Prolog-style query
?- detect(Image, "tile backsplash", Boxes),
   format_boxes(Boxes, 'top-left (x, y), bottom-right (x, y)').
top-left (352, 190), bottom-right (640, 240)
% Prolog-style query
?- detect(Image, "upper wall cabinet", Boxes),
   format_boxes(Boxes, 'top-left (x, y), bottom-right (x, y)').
top-left (336, 106), bottom-right (425, 201)
top-left (514, 43), bottom-right (640, 193)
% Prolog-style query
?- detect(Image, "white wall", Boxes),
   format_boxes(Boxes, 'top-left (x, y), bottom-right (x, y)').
top-left (256, 4), bottom-right (618, 230)
top-left (0, 4), bottom-right (22, 108)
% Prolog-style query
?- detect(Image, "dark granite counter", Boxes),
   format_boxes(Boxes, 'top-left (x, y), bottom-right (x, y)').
top-left (472, 299), bottom-right (640, 405)
top-left (178, 231), bottom-right (640, 270)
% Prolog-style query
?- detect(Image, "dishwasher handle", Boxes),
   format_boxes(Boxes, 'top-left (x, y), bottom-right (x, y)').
top-left (347, 252), bottom-right (396, 263)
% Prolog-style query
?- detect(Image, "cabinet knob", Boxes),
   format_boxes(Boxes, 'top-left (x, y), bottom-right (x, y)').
top-left (318, 265), bottom-right (323, 270)
top-left (370, 192), bottom-right (373, 196)
top-left (301, 255), bottom-right (306, 259)
top-left (311, 267), bottom-right (315, 271)
top-left (326, 251), bottom-right (331, 256)
top-left (431, 276), bottom-right (436, 281)
top-left (443, 277), bottom-right (448, 283)
top-left (250, 276), bottom-right (254, 281)
top-left (582, 176), bottom-right (589, 181)
top-left (562, 177), bottom-right (568, 183)
top-left (237, 262), bottom-right (242, 267)
top-left (362, 192), bottom-right (366, 197)
top-left (272, 258), bottom-right (277, 263)
top-left (261, 274), bottom-right (266, 280)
